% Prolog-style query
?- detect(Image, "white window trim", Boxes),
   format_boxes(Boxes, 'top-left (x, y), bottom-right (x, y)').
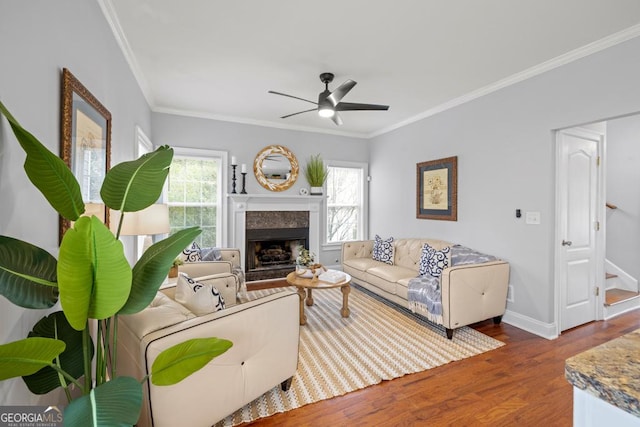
top-left (322, 160), bottom-right (369, 249)
top-left (133, 126), bottom-right (155, 259)
top-left (168, 147), bottom-right (228, 247)
top-left (135, 125), bottom-right (153, 158)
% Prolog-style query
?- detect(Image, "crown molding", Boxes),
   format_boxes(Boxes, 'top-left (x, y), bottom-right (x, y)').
top-left (152, 107), bottom-right (368, 139)
top-left (368, 24), bottom-right (640, 139)
top-left (98, 0), bottom-right (156, 107)
top-left (99, 3), bottom-right (640, 141)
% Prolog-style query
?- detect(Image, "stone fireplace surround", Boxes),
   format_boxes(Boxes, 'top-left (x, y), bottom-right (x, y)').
top-left (245, 212), bottom-right (309, 281)
top-left (228, 194), bottom-right (323, 279)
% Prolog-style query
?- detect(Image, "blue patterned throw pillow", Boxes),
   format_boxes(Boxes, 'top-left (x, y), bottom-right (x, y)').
top-left (372, 235), bottom-right (394, 265)
top-left (419, 243), bottom-right (451, 277)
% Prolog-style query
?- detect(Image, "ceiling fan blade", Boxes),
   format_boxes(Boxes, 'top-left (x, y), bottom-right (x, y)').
top-left (335, 102), bottom-right (389, 111)
top-left (268, 91), bottom-right (318, 106)
top-left (281, 108), bottom-right (317, 119)
top-left (331, 113), bottom-right (343, 126)
top-left (327, 80), bottom-right (356, 106)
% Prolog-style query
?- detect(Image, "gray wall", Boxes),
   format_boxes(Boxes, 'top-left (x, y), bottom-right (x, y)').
top-left (151, 112), bottom-right (369, 264)
top-left (0, 0), bottom-right (151, 405)
top-left (606, 114), bottom-right (640, 280)
top-left (369, 36), bottom-right (640, 325)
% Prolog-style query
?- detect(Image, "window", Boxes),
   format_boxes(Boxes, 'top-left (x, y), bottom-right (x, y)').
top-left (325, 162), bottom-right (367, 244)
top-left (167, 148), bottom-right (226, 248)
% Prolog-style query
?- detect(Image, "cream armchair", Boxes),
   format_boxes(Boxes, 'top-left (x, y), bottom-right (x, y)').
top-left (117, 288), bottom-right (300, 426)
top-left (178, 248), bottom-right (245, 305)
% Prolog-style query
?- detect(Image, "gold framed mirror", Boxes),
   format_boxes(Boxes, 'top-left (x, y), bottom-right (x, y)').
top-left (60, 68), bottom-right (112, 243)
top-left (253, 145), bottom-right (299, 192)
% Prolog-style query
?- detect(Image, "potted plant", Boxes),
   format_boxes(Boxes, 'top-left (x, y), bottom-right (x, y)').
top-left (295, 245), bottom-right (315, 267)
top-left (303, 154), bottom-right (329, 195)
top-left (169, 257), bottom-right (183, 278)
top-left (0, 100), bottom-right (231, 426)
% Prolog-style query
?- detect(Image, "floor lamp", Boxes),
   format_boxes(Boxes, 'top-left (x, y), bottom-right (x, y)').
top-left (110, 204), bottom-right (170, 259)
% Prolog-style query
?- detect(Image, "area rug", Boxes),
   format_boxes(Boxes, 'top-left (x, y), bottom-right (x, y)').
top-left (217, 285), bottom-right (504, 426)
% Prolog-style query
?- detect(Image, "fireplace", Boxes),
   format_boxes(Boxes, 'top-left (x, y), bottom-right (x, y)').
top-left (244, 211), bottom-right (309, 281)
top-left (228, 194), bottom-right (322, 282)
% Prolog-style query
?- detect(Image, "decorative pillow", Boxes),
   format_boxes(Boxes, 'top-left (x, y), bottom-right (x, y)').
top-left (372, 235), bottom-right (394, 265)
top-left (175, 272), bottom-right (225, 315)
top-left (179, 241), bottom-right (202, 263)
top-left (419, 243), bottom-right (451, 278)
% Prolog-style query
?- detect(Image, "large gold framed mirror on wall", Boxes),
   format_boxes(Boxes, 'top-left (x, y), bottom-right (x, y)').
top-left (254, 145), bottom-right (299, 192)
top-left (60, 68), bottom-right (112, 243)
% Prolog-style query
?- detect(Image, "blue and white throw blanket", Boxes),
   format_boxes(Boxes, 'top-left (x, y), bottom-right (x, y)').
top-left (407, 245), bottom-right (497, 324)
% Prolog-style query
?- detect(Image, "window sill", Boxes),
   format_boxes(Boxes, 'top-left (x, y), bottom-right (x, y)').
top-left (322, 242), bottom-right (343, 251)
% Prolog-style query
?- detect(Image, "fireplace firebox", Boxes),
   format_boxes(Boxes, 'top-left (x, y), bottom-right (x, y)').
top-left (244, 211), bottom-right (310, 281)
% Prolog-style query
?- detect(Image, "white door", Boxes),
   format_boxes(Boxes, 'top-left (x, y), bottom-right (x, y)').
top-left (557, 127), bottom-right (603, 331)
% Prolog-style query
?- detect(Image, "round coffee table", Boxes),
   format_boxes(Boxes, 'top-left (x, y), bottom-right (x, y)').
top-left (286, 271), bottom-right (352, 325)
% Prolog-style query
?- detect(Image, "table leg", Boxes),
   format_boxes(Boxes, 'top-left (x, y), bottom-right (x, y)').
top-left (340, 284), bottom-right (351, 318)
top-left (306, 288), bottom-right (314, 306)
top-left (296, 287), bottom-right (307, 325)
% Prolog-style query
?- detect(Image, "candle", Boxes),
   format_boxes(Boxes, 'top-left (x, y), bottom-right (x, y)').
top-left (231, 156), bottom-right (237, 166)
top-left (241, 164), bottom-right (247, 173)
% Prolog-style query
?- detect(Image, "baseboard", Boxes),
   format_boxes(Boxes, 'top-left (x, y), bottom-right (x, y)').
top-left (502, 309), bottom-right (558, 340)
top-left (604, 297), bottom-right (640, 320)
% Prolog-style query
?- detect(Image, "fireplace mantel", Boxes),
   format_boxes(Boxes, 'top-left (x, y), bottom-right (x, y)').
top-left (228, 194), bottom-right (324, 271)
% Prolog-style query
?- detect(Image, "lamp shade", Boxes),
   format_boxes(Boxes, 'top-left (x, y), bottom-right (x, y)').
top-left (110, 204), bottom-right (170, 236)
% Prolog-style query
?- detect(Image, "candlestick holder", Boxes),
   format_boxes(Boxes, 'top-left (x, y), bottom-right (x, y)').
top-left (240, 172), bottom-right (247, 194)
top-left (231, 165), bottom-right (237, 194)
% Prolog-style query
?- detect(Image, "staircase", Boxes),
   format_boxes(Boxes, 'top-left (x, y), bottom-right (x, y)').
top-left (604, 267), bottom-right (640, 319)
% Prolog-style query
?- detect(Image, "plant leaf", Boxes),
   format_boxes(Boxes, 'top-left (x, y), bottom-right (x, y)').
top-left (0, 337), bottom-right (65, 381)
top-left (0, 100), bottom-right (84, 221)
top-left (58, 216), bottom-right (132, 330)
top-left (63, 376), bottom-right (142, 427)
top-left (22, 311), bottom-right (91, 394)
top-left (101, 145), bottom-right (173, 213)
top-left (0, 236), bottom-right (58, 308)
top-left (151, 337), bottom-right (232, 386)
top-left (120, 227), bottom-right (201, 315)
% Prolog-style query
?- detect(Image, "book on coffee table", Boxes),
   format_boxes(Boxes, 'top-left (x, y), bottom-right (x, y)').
top-left (318, 270), bottom-right (347, 284)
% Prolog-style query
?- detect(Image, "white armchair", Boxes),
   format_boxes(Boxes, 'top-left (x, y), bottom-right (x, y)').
top-left (117, 288), bottom-right (300, 426)
top-left (178, 248), bottom-right (245, 305)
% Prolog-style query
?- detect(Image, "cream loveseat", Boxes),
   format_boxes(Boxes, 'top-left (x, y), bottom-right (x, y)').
top-left (117, 288), bottom-right (300, 427)
top-left (341, 238), bottom-right (509, 339)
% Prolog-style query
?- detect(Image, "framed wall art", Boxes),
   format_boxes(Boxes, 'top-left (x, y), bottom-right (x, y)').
top-left (416, 156), bottom-right (457, 221)
top-left (60, 68), bottom-right (112, 242)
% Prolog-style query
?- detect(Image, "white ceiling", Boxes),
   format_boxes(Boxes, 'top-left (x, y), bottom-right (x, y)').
top-left (101, 0), bottom-right (640, 138)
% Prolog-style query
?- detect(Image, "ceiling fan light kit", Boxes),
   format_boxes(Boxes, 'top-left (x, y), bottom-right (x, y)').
top-left (318, 107), bottom-right (335, 118)
top-left (269, 72), bottom-right (389, 126)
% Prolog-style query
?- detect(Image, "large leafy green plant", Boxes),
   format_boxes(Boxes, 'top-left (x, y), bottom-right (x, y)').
top-left (0, 101), bottom-right (232, 426)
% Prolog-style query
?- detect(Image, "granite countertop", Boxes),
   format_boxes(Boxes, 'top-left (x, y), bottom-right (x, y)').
top-left (565, 328), bottom-right (640, 417)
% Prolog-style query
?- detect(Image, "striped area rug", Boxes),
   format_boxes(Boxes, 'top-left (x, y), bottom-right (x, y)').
top-left (217, 285), bottom-right (504, 426)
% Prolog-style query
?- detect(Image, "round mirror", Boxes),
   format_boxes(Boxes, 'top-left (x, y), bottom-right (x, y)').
top-left (254, 145), bottom-right (299, 192)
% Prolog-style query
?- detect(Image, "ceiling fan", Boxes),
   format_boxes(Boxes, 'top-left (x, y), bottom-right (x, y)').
top-left (268, 72), bottom-right (389, 126)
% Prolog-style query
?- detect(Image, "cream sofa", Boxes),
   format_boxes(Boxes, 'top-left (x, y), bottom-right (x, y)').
top-left (117, 287), bottom-right (300, 427)
top-left (341, 238), bottom-right (509, 339)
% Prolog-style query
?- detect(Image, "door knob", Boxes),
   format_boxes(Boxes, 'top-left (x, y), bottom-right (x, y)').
top-left (562, 240), bottom-right (573, 246)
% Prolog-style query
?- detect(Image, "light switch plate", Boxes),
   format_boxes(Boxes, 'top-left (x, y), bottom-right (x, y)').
top-left (525, 211), bottom-right (541, 225)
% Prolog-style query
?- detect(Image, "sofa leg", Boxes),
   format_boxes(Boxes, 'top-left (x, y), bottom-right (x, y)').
top-left (280, 376), bottom-right (294, 392)
top-left (445, 328), bottom-right (454, 340)
top-left (493, 315), bottom-right (503, 325)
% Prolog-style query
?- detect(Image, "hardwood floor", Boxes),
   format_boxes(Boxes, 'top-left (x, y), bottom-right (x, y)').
top-left (242, 288), bottom-right (640, 426)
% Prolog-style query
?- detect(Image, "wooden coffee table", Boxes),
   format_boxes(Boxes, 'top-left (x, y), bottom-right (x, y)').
top-left (286, 271), bottom-right (352, 325)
